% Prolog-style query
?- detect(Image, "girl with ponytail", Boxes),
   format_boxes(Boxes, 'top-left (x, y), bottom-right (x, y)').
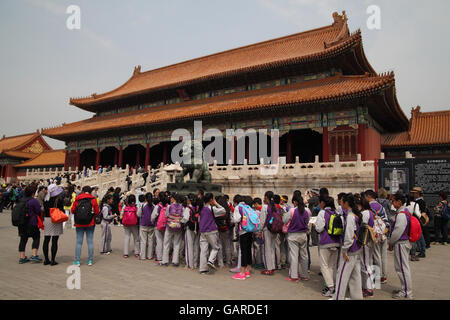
top-left (260, 191), bottom-right (278, 275)
top-left (283, 194), bottom-right (310, 282)
top-left (332, 193), bottom-right (363, 300)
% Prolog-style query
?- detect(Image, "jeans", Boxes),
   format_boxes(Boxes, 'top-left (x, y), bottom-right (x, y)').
top-left (75, 225), bottom-right (95, 261)
top-left (411, 234), bottom-right (426, 255)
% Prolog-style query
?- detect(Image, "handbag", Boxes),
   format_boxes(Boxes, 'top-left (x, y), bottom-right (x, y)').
top-left (50, 208), bottom-right (68, 224)
top-left (37, 216), bottom-right (45, 230)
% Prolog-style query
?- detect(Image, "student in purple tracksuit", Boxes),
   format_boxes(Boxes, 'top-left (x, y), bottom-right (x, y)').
top-left (365, 190), bottom-right (390, 284)
top-left (314, 195), bottom-right (342, 297)
top-left (333, 193), bottom-right (363, 300)
top-left (389, 192), bottom-right (413, 299)
top-left (259, 191), bottom-right (278, 275)
top-left (198, 193), bottom-right (226, 274)
top-left (283, 194), bottom-right (310, 282)
top-left (357, 196), bottom-right (376, 298)
top-left (139, 193), bottom-right (155, 260)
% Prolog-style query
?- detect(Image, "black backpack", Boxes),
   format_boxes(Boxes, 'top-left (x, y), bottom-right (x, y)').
top-left (74, 198), bottom-right (94, 225)
top-left (12, 197), bottom-right (30, 227)
top-left (186, 206), bottom-right (198, 231)
top-left (213, 206), bottom-right (230, 232)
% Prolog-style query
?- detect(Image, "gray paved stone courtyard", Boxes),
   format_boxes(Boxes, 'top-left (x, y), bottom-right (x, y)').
top-left (0, 210), bottom-right (449, 300)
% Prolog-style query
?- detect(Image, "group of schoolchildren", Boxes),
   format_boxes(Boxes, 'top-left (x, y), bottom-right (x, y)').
top-left (95, 186), bottom-right (418, 300)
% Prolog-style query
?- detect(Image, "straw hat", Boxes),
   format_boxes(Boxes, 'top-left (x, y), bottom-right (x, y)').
top-left (410, 186), bottom-right (423, 194)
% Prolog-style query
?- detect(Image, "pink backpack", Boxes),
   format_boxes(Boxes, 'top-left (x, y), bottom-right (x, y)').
top-left (122, 205), bottom-right (138, 226)
top-left (156, 204), bottom-right (168, 231)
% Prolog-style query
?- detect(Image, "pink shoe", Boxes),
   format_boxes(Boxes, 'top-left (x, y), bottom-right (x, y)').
top-left (244, 271), bottom-right (250, 278)
top-left (232, 273), bottom-right (246, 280)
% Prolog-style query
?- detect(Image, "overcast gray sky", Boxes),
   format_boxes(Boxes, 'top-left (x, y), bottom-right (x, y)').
top-left (1, 0), bottom-right (449, 149)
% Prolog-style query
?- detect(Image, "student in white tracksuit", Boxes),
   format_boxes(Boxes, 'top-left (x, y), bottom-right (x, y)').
top-left (161, 194), bottom-right (189, 266)
top-left (259, 191), bottom-right (278, 275)
top-left (358, 198), bottom-right (376, 297)
top-left (99, 195), bottom-right (116, 254)
top-left (283, 195), bottom-right (309, 281)
top-left (389, 193), bottom-right (413, 299)
top-left (333, 194), bottom-right (363, 300)
top-left (121, 195), bottom-right (140, 258)
top-left (151, 195), bottom-right (169, 262)
top-left (198, 193), bottom-right (226, 273)
top-left (314, 195), bottom-right (343, 297)
top-left (184, 196), bottom-right (200, 269)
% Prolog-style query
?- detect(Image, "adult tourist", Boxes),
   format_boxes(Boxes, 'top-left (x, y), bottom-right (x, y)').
top-left (411, 187), bottom-right (432, 249)
top-left (71, 186), bottom-right (100, 266)
top-left (17, 185), bottom-right (43, 264)
top-left (42, 182), bottom-right (65, 265)
top-left (433, 191), bottom-right (448, 245)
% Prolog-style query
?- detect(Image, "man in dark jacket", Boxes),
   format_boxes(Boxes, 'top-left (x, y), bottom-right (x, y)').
top-left (411, 186), bottom-right (432, 250)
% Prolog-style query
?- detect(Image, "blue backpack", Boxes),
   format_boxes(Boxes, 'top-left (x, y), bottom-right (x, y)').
top-left (239, 204), bottom-right (260, 233)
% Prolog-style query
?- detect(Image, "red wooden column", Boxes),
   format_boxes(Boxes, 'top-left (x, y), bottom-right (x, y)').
top-left (286, 131), bottom-right (293, 163)
top-left (95, 148), bottom-right (101, 169)
top-left (162, 142), bottom-right (168, 164)
top-left (322, 127), bottom-right (329, 162)
top-left (358, 124), bottom-right (366, 161)
top-left (118, 146), bottom-right (123, 168)
top-left (145, 143), bottom-right (150, 169)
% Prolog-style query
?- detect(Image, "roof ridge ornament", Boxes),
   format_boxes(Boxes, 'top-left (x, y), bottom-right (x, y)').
top-left (324, 11), bottom-right (350, 49)
top-left (133, 65), bottom-right (142, 76)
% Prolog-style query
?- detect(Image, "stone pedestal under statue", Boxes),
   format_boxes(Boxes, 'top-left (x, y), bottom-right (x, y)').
top-left (167, 182), bottom-right (222, 196)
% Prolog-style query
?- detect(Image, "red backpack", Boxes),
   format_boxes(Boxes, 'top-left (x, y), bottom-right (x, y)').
top-left (401, 210), bottom-right (422, 243)
top-left (122, 205), bottom-right (138, 226)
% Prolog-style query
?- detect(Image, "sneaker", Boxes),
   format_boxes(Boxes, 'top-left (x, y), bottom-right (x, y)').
top-left (363, 289), bottom-right (374, 298)
top-left (173, 263), bottom-right (179, 267)
top-left (159, 262), bottom-right (168, 267)
top-left (418, 252), bottom-right (426, 258)
top-left (207, 261), bottom-right (217, 270)
top-left (73, 260), bottom-right (81, 266)
top-left (285, 276), bottom-right (298, 282)
top-left (299, 276), bottom-right (309, 281)
top-left (392, 292), bottom-right (413, 299)
top-left (30, 255), bottom-right (42, 263)
top-left (87, 260), bottom-right (93, 266)
top-left (232, 273), bottom-right (246, 280)
top-left (200, 270), bottom-right (209, 275)
top-left (19, 257), bottom-right (30, 264)
top-left (410, 255), bottom-right (420, 261)
top-left (105, 251), bottom-right (111, 255)
top-left (261, 269), bottom-right (274, 275)
top-left (244, 271), bottom-right (250, 278)
top-left (123, 255), bottom-right (129, 258)
top-left (380, 277), bottom-right (387, 284)
top-left (392, 289), bottom-right (401, 294)
top-left (322, 287), bottom-right (335, 297)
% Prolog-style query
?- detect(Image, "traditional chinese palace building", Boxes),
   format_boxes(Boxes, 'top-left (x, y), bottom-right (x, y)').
top-left (44, 12), bottom-right (411, 170)
top-left (0, 131), bottom-right (55, 181)
top-left (382, 107), bottom-right (450, 158)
